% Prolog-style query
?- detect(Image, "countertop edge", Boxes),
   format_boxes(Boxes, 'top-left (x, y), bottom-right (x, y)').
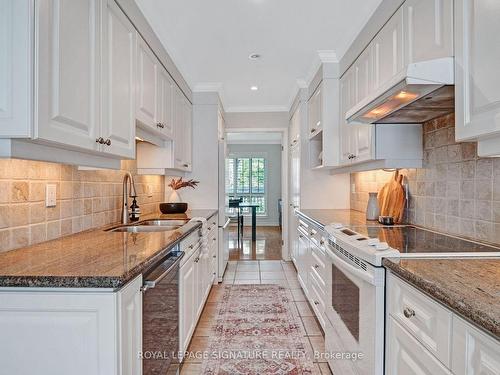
top-left (0, 210), bottom-right (218, 289)
top-left (383, 258), bottom-right (500, 340)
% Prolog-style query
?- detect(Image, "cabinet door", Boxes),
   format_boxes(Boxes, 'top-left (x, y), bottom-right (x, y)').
top-left (183, 97), bottom-right (193, 170)
top-left (455, 0), bottom-right (500, 141)
top-left (339, 73), bottom-right (355, 165)
top-left (35, 0), bottom-right (100, 152)
top-left (354, 125), bottom-right (374, 163)
top-left (372, 7), bottom-right (404, 91)
top-left (386, 317), bottom-right (452, 375)
top-left (297, 230), bottom-right (310, 294)
top-left (136, 35), bottom-right (158, 129)
top-left (100, 0), bottom-right (136, 159)
top-left (452, 316), bottom-right (500, 375)
top-left (308, 84), bottom-right (322, 137)
top-left (354, 46), bottom-right (374, 104)
top-left (179, 256), bottom-right (195, 353)
top-left (118, 275), bottom-right (142, 375)
top-left (403, 0), bottom-right (454, 64)
top-left (173, 86), bottom-right (185, 169)
top-left (0, 0), bottom-right (32, 137)
top-left (157, 67), bottom-right (174, 139)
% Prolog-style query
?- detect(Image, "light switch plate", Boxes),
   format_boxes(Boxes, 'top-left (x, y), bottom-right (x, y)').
top-left (46, 184), bottom-right (57, 207)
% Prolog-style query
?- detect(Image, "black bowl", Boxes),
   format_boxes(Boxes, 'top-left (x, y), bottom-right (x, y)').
top-left (159, 202), bottom-right (188, 214)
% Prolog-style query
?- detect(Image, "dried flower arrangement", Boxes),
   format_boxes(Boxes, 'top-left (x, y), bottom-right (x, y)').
top-left (168, 177), bottom-right (199, 191)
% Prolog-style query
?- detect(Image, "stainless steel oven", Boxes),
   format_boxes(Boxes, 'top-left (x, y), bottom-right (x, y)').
top-left (142, 246), bottom-right (184, 375)
top-left (324, 238), bottom-right (385, 375)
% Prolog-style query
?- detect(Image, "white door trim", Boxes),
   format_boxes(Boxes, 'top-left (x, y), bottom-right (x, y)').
top-left (224, 127), bottom-right (289, 261)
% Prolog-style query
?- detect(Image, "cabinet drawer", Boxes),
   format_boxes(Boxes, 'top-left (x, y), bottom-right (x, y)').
top-left (308, 276), bottom-right (326, 328)
top-left (386, 317), bottom-right (452, 375)
top-left (387, 272), bottom-right (452, 367)
top-left (310, 243), bottom-right (326, 281)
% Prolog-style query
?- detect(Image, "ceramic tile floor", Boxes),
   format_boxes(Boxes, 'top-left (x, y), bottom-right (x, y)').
top-left (181, 260), bottom-right (333, 375)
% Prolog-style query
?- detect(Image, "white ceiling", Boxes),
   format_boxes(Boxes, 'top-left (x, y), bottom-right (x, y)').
top-left (136, 0), bottom-right (382, 112)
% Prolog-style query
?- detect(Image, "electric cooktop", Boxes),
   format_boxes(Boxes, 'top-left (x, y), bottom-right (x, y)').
top-left (347, 225), bottom-right (500, 255)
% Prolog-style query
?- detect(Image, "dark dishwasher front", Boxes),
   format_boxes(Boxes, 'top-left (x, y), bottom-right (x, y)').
top-left (142, 246), bottom-right (184, 375)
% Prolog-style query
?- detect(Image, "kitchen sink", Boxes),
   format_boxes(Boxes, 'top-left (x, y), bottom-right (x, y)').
top-left (137, 219), bottom-right (189, 227)
top-left (106, 219), bottom-right (189, 233)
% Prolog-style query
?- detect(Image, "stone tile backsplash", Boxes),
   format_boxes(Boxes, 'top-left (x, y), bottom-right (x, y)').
top-left (350, 113), bottom-right (500, 245)
top-left (0, 159), bottom-right (165, 252)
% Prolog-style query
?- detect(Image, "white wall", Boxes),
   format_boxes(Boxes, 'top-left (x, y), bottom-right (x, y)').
top-left (227, 143), bottom-right (282, 226)
top-left (225, 111), bottom-right (289, 129)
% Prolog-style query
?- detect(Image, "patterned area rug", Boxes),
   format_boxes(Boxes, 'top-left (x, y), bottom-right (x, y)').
top-left (201, 284), bottom-right (315, 375)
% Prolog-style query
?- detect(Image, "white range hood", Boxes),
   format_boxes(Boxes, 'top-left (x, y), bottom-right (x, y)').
top-left (346, 57), bottom-right (455, 124)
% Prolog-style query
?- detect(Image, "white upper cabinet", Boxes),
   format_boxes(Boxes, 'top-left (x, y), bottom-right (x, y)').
top-left (372, 7), bottom-right (404, 93)
top-left (307, 84), bottom-right (322, 138)
top-left (136, 36), bottom-right (158, 129)
top-left (455, 0), bottom-right (500, 156)
top-left (157, 68), bottom-right (175, 138)
top-left (0, 0), bottom-right (32, 137)
top-left (402, 0), bottom-right (454, 64)
top-left (173, 87), bottom-right (193, 171)
top-left (339, 71), bottom-right (356, 165)
top-left (101, 0), bottom-right (136, 159)
top-left (35, 0), bottom-right (101, 152)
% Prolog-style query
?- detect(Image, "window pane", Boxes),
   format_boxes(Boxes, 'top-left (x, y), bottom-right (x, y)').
top-left (225, 158), bottom-right (235, 194)
top-left (250, 195), bottom-right (266, 215)
top-left (236, 158), bottom-right (250, 194)
top-left (251, 158), bottom-right (265, 194)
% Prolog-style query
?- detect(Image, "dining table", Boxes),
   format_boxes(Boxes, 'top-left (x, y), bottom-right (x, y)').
top-left (237, 204), bottom-right (259, 241)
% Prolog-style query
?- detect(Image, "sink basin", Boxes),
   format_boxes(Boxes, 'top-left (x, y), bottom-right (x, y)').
top-left (138, 219), bottom-right (189, 227)
top-left (106, 219), bottom-right (189, 233)
top-left (107, 225), bottom-right (182, 233)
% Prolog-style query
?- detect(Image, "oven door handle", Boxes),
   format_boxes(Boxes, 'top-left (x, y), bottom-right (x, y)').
top-left (142, 252), bottom-right (185, 292)
top-left (327, 248), bottom-right (376, 285)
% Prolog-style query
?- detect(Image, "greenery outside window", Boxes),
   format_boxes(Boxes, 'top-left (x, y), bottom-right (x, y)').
top-left (226, 156), bottom-right (267, 216)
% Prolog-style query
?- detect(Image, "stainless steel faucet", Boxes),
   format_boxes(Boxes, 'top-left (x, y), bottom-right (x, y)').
top-left (121, 172), bottom-right (138, 225)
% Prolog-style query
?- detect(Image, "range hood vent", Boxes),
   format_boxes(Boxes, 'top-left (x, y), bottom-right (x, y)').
top-left (346, 57), bottom-right (454, 124)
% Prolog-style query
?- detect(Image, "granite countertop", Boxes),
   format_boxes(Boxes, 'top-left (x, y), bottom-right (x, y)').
top-left (384, 257), bottom-right (500, 340)
top-left (297, 209), bottom-right (382, 228)
top-left (0, 209), bottom-right (218, 289)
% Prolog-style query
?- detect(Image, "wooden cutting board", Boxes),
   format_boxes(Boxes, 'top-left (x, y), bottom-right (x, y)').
top-left (377, 171), bottom-right (406, 223)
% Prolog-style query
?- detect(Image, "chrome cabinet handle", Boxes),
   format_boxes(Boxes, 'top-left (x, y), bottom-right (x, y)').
top-left (208, 227), bottom-right (211, 231)
top-left (194, 257), bottom-right (200, 263)
top-left (310, 128), bottom-right (316, 133)
top-left (320, 239), bottom-right (325, 245)
top-left (403, 307), bottom-right (415, 319)
top-left (189, 244), bottom-right (194, 249)
top-left (157, 122), bottom-right (165, 129)
top-left (104, 138), bottom-right (111, 146)
top-left (212, 238), bottom-right (216, 242)
top-left (314, 301), bottom-right (320, 305)
top-left (299, 234), bottom-right (304, 238)
top-left (183, 163), bottom-right (189, 168)
top-left (314, 264), bottom-right (320, 269)
top-left (96, 137), bottom-right (105, 144)
top-left (213, 255), bottom-right (216, 258)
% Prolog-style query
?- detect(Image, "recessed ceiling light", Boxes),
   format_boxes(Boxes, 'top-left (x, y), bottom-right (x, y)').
top-left (250, 86), bottom-right (259, 91)
top-left (249, 53), bottom-right (261, 60)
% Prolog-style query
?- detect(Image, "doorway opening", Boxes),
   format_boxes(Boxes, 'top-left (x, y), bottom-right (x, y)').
top-left (224, 131), bottom-right (284, 261)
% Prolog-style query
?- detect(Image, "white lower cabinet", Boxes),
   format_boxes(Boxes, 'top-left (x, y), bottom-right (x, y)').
top-left (387, 272), bottom-right (500, 375)
top-left (387, 317), bottom-right (452, 375)
top-left (178, 229), bottom-right (216, 356)
top-left (0, 275), bottom-right (143, 375)
top-left (452, 317), bottom-right (500, 375)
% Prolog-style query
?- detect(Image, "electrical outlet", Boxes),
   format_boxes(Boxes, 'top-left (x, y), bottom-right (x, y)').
top-left (46, 184), bottom-right (57, 207)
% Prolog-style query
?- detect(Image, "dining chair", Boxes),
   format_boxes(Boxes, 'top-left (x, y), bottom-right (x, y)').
top-left (228, 197), bottom-right (244, 247)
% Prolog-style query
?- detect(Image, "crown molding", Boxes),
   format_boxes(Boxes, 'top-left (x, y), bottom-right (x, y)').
top-left (224, 105), bottom-right (289, 113)
top-left (192, 82), bottom-right (223, 92)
